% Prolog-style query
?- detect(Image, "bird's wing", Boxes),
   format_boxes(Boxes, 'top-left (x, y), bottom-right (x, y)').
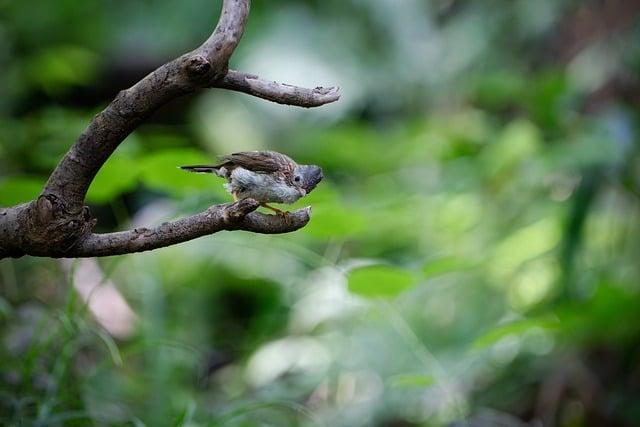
top-left (217, 151), bottom-right (295, 173)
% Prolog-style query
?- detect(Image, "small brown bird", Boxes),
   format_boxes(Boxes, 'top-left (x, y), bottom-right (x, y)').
top-left (180, 151), bottom-right (323, 215)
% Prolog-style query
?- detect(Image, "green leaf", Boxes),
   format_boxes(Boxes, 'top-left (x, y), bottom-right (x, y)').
top-left (303, 204), bottom-right (365, 239)
top-left (387, 374), bottom-right (435, 389)
top-left (0, 177), bottom-right (45, 206)
top-left (86, 156), bottom-right (139, 204)
top-left (472, 318), bottom-right (559, 349)
top-left (482, 119), bottom-right (541, 177)
top-left (138, 149), bottom-right (227, 198)
top-left (423, 256), bottom-right (475, 279)
top-left (348, 265), bottom-right (417, 298)
top-left (489, 218), bottom-right (560, 277)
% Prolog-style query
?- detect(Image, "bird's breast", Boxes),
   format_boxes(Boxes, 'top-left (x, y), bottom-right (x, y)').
top-left (227, 168), bottom-right (302, 204)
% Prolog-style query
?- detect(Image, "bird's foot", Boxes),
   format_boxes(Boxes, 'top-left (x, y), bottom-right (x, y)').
top-left (260, 203), bottom-right (289, 217)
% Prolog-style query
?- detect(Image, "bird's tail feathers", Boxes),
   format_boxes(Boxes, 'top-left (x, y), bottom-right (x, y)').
top-left (179, 165), bottom-right (219, 174)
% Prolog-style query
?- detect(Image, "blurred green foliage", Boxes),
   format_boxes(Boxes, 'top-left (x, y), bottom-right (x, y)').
top-left (1, 0), bottom-right (640, 426)
top-left (348, 265), bottom-right (418, 298)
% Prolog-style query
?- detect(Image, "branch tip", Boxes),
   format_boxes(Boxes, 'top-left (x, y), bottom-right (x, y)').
top-left (217, 70), bottom-right (341, 108)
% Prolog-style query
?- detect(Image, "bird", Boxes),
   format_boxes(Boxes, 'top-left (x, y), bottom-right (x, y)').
top-left (180, 151), bottom-right (323, 215)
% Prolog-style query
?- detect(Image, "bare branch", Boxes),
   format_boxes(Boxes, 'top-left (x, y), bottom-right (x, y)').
top-left (0, 0), bottom-right (338, 259)
top-left (217, 70), bottom-right (341, 107)
top-left (67, 200), bottom-right (310, 258)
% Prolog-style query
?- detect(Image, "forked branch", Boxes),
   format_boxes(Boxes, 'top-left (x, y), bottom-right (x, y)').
top-left (0, 0), bottom-right (338, 259)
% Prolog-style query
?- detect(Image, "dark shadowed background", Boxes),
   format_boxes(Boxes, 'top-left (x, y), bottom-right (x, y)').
top-left (1, 0), bottom-right (640, 425)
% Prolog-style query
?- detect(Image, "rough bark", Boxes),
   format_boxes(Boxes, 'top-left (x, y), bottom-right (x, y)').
top-left (0, 0), bottom-right (339, 259)
top-left (218, 70), bottom-right (341, 107)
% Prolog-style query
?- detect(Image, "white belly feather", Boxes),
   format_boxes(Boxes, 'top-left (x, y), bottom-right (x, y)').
top-left (224, 167), bottom-right (302, 204)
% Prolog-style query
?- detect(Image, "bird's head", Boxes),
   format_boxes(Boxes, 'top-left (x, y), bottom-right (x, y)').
top-left (292, 164), bottom-right (323, 196)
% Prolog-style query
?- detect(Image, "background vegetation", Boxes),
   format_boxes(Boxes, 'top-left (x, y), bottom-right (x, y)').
top-left (1, 0), bottom-right (640, 425)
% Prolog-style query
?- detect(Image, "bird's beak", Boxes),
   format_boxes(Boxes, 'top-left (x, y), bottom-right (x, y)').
top-left (299, 188), bottom-right (307, 197)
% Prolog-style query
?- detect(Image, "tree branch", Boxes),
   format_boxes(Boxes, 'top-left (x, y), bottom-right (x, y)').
top-left (217, 70), bottom-right (341, 107)
top-left (0, 0), bottom-right (338, 259)
top-left (69, 200), bottom-right (311, 258)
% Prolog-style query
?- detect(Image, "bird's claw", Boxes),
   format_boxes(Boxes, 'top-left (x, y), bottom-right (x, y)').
top-left (260, 203), bottom-right (289, 217)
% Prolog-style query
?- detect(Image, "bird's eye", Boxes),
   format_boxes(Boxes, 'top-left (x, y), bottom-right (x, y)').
top-left (294, 176), bottom-right (301, 183)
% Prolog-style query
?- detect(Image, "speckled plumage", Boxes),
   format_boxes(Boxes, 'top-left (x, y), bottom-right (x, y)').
top-left (180, 151), bottom-right (323, 205)
top-left (224, 167), bottom-right (303, 203)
